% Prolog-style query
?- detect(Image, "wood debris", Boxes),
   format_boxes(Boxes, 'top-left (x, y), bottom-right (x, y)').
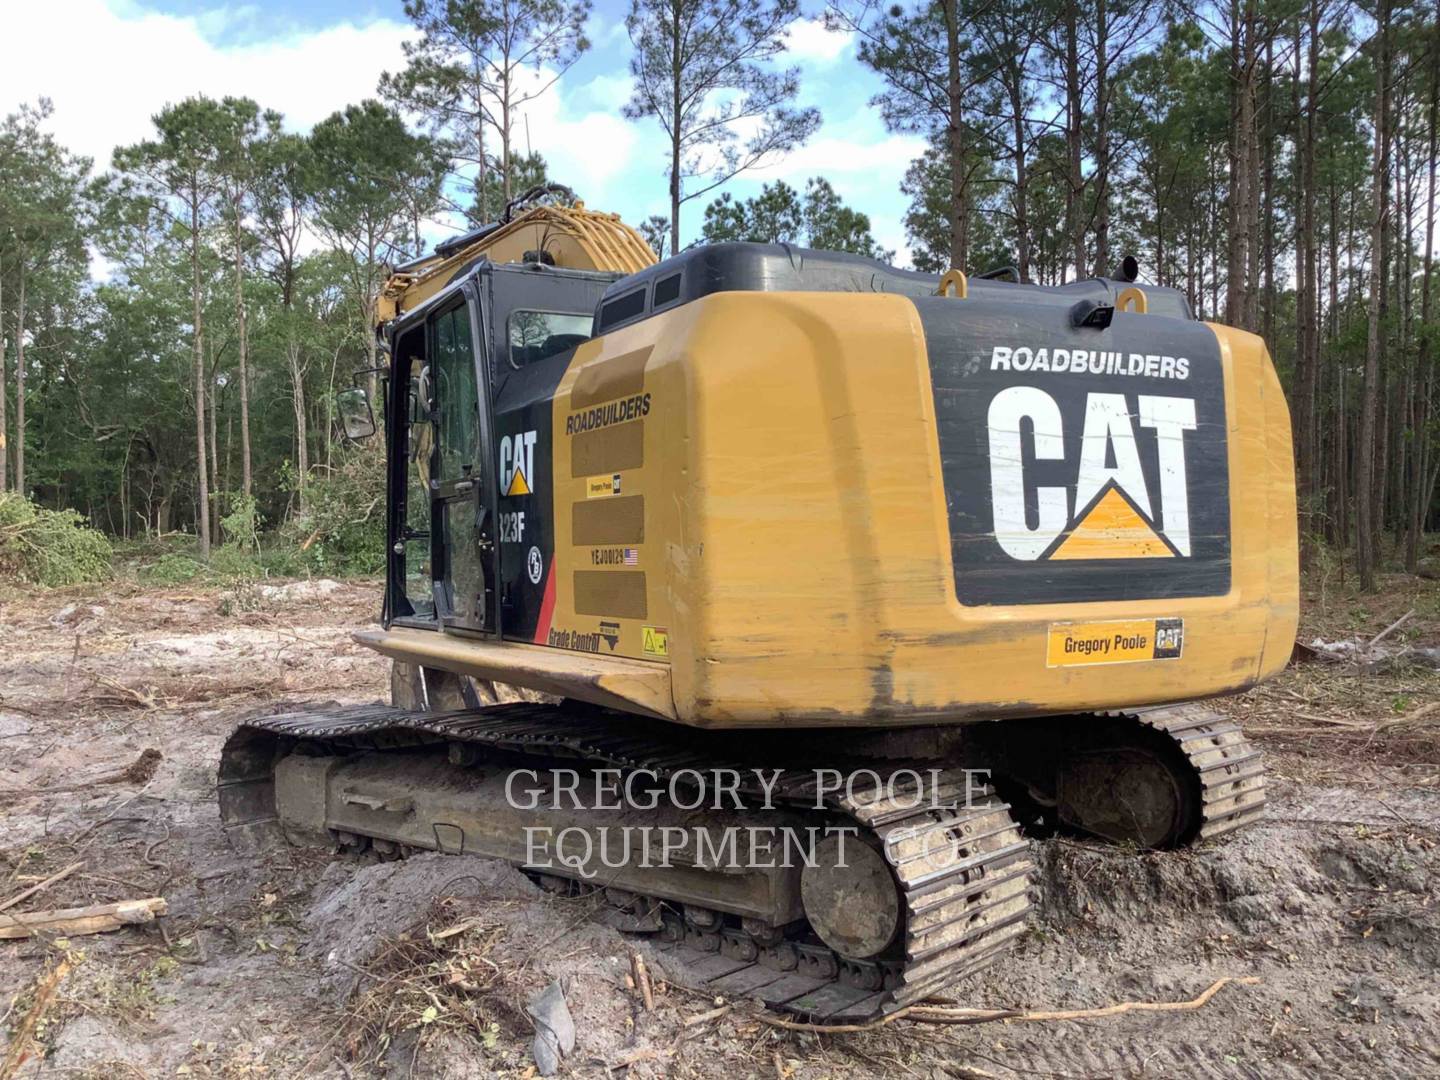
top-left (0, 896), bottom-right (167, 940)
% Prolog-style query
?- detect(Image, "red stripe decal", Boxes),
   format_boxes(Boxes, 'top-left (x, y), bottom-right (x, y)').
top-left (532, 564), bottom-right (557, 644)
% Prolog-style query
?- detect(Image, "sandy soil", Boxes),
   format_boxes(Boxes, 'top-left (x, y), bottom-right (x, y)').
top-left (1, 573), bottom-right (1437, 1079)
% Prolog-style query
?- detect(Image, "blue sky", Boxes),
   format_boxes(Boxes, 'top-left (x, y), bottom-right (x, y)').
top-left (4, 0), bottom-right (928, 262)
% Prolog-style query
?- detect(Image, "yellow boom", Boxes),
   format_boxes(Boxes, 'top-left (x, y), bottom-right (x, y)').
top-left (377, 200), bottom-right (657, 325)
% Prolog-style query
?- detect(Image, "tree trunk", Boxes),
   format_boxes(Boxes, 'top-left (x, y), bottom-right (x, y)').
top-left (1092, 0), bottom-right (1110, 276)
top-left (234, 213), bottom-right (252, 498)
top-left (208, 344), bottom-right (220, 539)
top-left (1358, 1), bottom-right (1390, 591)
top-left (191, 192), bottom-right (211, 560)
top-left (326, 345), bottom-right (340, 474)
top-left (1225, 0), bottom-right (1256, 331)
top-left (0, 266), bottom-right (7, 493)
top-left (945, 0), bottom-right (969, 271)
top-left (1065, 0), bottom-right (1084, 278)
top-left (501, 68), bottom-right (514, 207)
top-left (669, 128), bottom-right (681, 257)
top-left (1331, 185), bottom-right (1346, 547)
top-left (1294, 1), bottom-right (1320, 557)
top-left (1410, 26), bottom-right (1439, 569)
top-left (1261, 33), bottom-right (1275, 351)
top-left (289, 339), bottom-right (308, 514)
top-left (14, 267), bottom-right (26, 496)
top-left (668, 3), bottom-right (682, 257)
top-left (1009, 61), bottom-right (1031, 281)
top-left (473, 60), bottom-right (489, 221)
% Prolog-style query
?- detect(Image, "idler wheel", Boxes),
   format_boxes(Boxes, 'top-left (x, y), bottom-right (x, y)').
top-left (800, 835), bottom-right (900, 959)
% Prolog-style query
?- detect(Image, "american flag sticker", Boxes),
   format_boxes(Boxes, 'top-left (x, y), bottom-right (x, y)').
top-left (623, 548), bottom-right (639, 566)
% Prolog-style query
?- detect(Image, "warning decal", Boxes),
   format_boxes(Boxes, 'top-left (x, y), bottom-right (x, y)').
top-left (642, 625), bottom-right (668, 657)
top-left (1046, 618), bottom-right (1184, 667)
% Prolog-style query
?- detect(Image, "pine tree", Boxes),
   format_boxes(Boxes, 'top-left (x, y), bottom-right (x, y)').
top-left (624, 0), bottom-right (820, 253)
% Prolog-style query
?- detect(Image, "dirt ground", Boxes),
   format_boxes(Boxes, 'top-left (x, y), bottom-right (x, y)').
top-left (1, 570), bottom-right (1438, 1079)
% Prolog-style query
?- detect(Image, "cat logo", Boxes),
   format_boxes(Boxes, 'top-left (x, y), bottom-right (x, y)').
top-left (500, 430), bottom-right (537, 497)
top-left (989, 389), bottom-right (1195, 561)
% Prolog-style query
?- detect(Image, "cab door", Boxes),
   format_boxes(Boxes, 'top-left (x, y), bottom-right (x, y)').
top-left (427, 290), bottom-right (498, 634)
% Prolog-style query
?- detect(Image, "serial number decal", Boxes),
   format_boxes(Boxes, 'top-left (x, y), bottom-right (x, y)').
top-left (1045, 618), bottom-right (1184, 667)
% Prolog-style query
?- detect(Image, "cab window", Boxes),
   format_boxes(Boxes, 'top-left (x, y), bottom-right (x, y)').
top-left (508, 311), bottom-right (591, 369)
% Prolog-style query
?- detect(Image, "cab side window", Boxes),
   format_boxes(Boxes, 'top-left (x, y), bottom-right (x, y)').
top-left (432, 303), bottom-right (479, 481)
top-left (507, 310), bottom-right (591, 369)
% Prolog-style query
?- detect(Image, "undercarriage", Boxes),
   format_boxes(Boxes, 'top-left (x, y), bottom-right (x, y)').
top-left (217, 689), bottom-right (1264, 1024)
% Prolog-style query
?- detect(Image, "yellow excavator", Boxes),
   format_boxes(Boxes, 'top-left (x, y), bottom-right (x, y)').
top-left (219, 184), bottom-right (1297, 1023)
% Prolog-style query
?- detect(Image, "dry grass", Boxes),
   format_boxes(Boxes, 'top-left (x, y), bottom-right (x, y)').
top-left (1219, 568), bottom-right (1440, 785)
top-left (338, 897), bottom-right (525, 1071)
top-left (72, 670), bottom-right (333, 715)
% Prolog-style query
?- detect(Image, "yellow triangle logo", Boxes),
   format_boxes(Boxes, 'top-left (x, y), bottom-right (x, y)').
top-left (504, 465), bottom-right (531, 497)
top-left (1049, 486), bottom-right (1174, 560)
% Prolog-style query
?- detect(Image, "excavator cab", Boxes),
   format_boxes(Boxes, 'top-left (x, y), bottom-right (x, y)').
top-left (379, 260), bottom-right (620, 638)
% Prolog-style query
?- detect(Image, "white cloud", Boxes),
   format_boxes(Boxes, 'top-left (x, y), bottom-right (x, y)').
top-left (784, 18), bottom-right (853, 65)
top-left (2, 0), bottom-right (411, 172)
top-left (571, 72), bottom-right (635, 113)
top-left (2, 0), bottom-right (920, 263)
top-left (506, 66), bottom-right (644, 205)
top-left (753, 132), bottom-right (928, 178)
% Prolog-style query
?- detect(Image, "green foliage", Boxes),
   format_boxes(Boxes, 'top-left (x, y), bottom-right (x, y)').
top-left (219, 492), bottom-right (261, 552)
top-left (380, 0), bottom-right (591, 224)
top-left (638, 215), bottom-right (670, 259)
top-left (142, 551), bottom-right (206, 586)
top-left (900, 137), bottom-right (1012, 274)
top-left (308, 100), bottom-right (446, 268)
top-left (701, 177), bottom-right (892, 259)
top-left (280, 445), bottom-right (386, 576)
top-left (475, 151), bottom-right (552, 222)
top-left (0, 494), bottom-right (113, 587)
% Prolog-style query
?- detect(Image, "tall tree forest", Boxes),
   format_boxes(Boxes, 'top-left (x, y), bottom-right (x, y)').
top-left (0, 0), bottom-right (1435, 591)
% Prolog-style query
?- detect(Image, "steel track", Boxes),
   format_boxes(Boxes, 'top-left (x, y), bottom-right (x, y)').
top-left (219, 699), bottom-right (1265, 1023)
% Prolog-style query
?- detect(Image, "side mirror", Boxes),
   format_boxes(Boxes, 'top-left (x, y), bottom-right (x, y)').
top-left (337, 386), bottom-right (377, 441)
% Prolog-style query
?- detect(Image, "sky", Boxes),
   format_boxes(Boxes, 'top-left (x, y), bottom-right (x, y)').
top-left (3, 0), bottom-right (929, 263)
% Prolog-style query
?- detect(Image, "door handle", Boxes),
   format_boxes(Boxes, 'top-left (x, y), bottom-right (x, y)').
top-left (453, 479), bottom-right (475, 494)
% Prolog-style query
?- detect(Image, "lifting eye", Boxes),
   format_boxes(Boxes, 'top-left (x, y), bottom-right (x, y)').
top-left (935, 269), bottom-right (968, 298)
top-left (1116, 286), bottom-right (1149, 314)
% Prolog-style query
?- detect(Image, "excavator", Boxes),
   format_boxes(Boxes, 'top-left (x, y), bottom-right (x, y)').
top-left (219, 184), bottom-right (1297, 1023)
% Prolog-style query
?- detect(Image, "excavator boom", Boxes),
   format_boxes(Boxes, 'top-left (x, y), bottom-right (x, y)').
top-left (377, 194), bottom-right (656, 325)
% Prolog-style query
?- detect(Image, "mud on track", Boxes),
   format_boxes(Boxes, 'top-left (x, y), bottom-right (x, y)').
top-left (0, 575), bottom-right (1437, 1078)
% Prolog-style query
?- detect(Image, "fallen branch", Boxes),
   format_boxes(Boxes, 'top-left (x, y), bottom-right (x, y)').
top-left (756, 976), bottom-right (1261, 1034)
top-left (684, 1003), bottom-right (732, 1027)
top-left (630, 951), bottom-right (654, 1011)
top-left (1375, 700), bottom-right (1440, 731)
top-left (0, 861), bottom-right (83, 913)
top-left (0, 897), bottom-right (167, 940)
top-left (0, 749), bottom-right (163, 801)
top-left (1366, 609), bottom-right (1415, 651)
top-left (0, 959), bottom-right (72, 1080)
